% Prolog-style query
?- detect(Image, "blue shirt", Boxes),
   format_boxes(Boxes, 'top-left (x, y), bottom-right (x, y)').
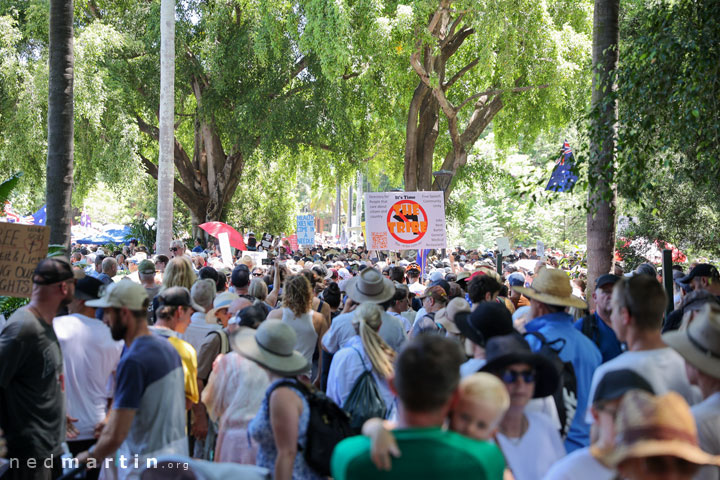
top-left (192, 245), bottom-right (204, 253)
top-left (574, 313), bottom-right (623, 363)
top-left (115, 335), bottom-right (187, 460)
top-left (525, 312), bottom-right (602, 453)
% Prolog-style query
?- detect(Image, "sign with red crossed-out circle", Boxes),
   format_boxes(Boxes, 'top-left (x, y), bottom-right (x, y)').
top-left (364, 191), bottom-right (446, 251)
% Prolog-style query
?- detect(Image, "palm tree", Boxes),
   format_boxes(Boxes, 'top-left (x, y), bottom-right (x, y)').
top-left (46, 0), bottom-right (75, 252)
top-left (587, 0), bottom-right (620, 306)
top-left (156, 0), bottom-right (175, 255)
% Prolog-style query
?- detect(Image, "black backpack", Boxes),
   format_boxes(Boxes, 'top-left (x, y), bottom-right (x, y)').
top-left (525, 331), bottom-right (578, 439)
top-left (269, 379), bottom-right (354, 476)
top-left (343, 348), bottom-right (387, 432)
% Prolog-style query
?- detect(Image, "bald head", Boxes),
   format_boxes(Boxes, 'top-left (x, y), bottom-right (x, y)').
top-left (228, 297), bottom-right (253, 317)
top-left (102, 257), bottom-right (118, 276)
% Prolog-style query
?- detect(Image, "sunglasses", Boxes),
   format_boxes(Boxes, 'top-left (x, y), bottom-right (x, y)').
top-left (500, 369), bottom-right (536, 384)
top-left (170, 247), bottom-right (179, 252)
top-left (252, 272), bottom-right (263, 277)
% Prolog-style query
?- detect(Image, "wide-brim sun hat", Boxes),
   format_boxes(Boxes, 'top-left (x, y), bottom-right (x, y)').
top-left (512, 267), bottom-right (587, 309)
top-left (663, 303), bottom-right (720, 378)
top-left (233, 320), bottom-right (309, 376)
top-left (595, 390), bottom-right (720, 469)
top-left (344, 267), bottom-right (395, 304)
top-left (480, 333), bottom-right (560, 398)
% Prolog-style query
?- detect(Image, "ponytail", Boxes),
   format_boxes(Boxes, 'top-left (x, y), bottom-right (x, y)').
top-left (354, 303), bottom-right (395, 378)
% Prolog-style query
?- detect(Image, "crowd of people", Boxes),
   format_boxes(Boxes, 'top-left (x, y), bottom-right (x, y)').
top-left (1, 237), bottom-right (720, 480)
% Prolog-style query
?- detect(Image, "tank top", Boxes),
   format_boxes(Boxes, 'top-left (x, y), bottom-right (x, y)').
top-left (281, 307), bottom-right (318, 375)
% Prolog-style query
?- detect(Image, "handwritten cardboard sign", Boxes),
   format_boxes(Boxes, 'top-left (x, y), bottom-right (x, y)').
top-left (0, 223), bottom-right (51, 297)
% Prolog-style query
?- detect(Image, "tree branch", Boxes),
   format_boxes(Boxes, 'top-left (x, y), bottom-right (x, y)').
top-left (139, 153), bottom-right (198, 207)
top-left (444, 56), bottom-right (480, 90)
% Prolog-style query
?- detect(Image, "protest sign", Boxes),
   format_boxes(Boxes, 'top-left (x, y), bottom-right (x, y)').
top-left (496, 237), bottom-right (511, 256)
top-left (218, 232), bottom-right (233, 268)
top-left (260, 233), bottom-right (274, 250)
top-left (243, 250), bottom-right (267, 267)
top-left (537, 240), bottom-right (545, 258)
top-left (364, 192), bottom-right (446, 251)
top-left (0, 223), bottom-right (50, 297)
top-left (296, 215), bottom-right (315, 245)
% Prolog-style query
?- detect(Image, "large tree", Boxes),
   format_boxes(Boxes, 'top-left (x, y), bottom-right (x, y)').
top-left (364, 0), bottom-right (593, 200)
top-left (46, 0), bottom-right (74, 251)
top-left (586, 0), bottom-right (619, 300)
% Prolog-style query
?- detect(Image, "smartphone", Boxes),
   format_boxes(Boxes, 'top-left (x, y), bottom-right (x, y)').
top-left (262, 258), bottom-right (272, 266)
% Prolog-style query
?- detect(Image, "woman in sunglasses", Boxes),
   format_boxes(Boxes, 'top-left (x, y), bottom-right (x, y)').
top-left (480, 333), bottom-right (565, 480)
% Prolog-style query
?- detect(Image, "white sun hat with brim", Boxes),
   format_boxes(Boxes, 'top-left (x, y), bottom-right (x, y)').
top-left (233, 320), bottom-right (309, 376)
top-left (207, 291), bottom-right (240, 319)
top-left (512, 267), bottom-right (587, 310)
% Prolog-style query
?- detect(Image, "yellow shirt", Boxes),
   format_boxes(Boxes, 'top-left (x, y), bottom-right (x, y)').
top-left (149, 328), bottom-right (200, 404)
top-left (166, 336), bottom-right (199, 404)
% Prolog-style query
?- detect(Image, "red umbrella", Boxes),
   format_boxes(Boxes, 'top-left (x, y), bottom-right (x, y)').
top-left (198, 222), bottom-right (247, 251)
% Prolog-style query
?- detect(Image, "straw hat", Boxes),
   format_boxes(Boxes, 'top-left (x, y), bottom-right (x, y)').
top-left (663, 303), bottom-right (720, 378)
top-left (512, 267), bottom-right (587, 309)
top-left (233, 320), bottom-right (309, 376)
top-left (344, 267), bottom-right (395, 304)
top-left (434, 297), bottom-right (470, 335)
top-left (596, 390), bottom-right (720, 468)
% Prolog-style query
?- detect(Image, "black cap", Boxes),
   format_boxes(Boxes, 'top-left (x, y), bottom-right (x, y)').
top-left (75, 276), bottom-right (104, 301)
top-left (679, 264), bottom-right (720, 284)
top-left (595, 274), bottom-right (620, 290)
top-left (231, 265), bottom-right (250, 288)
top-left (455, 301), bottom-right (514, 347)
top-left (157, 286), bottom-right (202, 311)
top-left (592, 369), bottom-right (654, 405)
top-left (32, 257), bottom-right (82, 285)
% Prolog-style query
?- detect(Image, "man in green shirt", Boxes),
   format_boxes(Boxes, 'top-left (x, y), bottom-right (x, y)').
top-left (331, 334), bottom-right (506, 480)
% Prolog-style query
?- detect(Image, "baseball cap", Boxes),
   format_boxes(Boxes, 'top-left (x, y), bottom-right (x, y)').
top-left (595, 274), bottom-right (620, 290)
top-left (32, 257), bottom-right (84, 285)
top-left (157, 286), bottom-right (203, 312)
top-left (231, 265), bottom-right (250, 288)
top-left (508, 272), bottom-right (525, 287)
top-left (418, 285), bottom-right (448, 300)
top-left (137, 259), bottom-right (156, 275)
top-left (86, 281), bottom-right (149, 310)
top-left (429, 270), bottom-right (444, 283)
top-left (74, 276), bottom-right (104, 301)
top-left (679, 264), bottom-right (720, 284)
top-left (592, 369), bottom-right (654, 405)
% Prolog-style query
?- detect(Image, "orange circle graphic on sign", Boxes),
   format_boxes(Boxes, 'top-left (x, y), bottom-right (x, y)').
top-left (386, 200), bottom-right (428, 245)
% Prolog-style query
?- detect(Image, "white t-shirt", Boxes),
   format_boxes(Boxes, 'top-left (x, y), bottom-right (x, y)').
top-left (408, 281), bottom-right (425, 295)
top-left (692, 392), bottom-right (720, 480)
top-left (496, 411), bottom-right (566, 480)
top-left (542, 446), bottom-right (614, 480)
top-left (53, 313), bottom-right (124, 440)
top-left (585, 348), bottom-right (702, 423)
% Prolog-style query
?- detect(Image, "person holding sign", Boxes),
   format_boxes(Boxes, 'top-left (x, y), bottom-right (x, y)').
top-left (0, 257), bottom-right (83, 479)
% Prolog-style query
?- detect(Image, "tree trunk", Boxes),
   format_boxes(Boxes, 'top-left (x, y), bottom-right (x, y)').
top-left (46, 0), bottom-right (74, 253)
top-left (156, 0), bottom-right (175, 256)
top-left (587, 0), bottom-right (620, 308)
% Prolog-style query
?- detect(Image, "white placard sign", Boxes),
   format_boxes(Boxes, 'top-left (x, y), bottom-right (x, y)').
top-left (218, 232), bottom-right (233, 268)
top-left (537, 240), bottom-right (545, 258)
top-left (496, 237), bottom-right (511, 256)
top-left (243, 250), bottom-right (267, 266)
top-left (364, 191), bottom-right (446, 251)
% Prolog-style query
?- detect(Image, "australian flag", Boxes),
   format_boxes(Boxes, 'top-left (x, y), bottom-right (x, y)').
top-left (545, 140), bottom-right (578, 193)
top-left (417, 249), bottom-right (430, 281)
top-left (32, 205), bottom-right (47, 226)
